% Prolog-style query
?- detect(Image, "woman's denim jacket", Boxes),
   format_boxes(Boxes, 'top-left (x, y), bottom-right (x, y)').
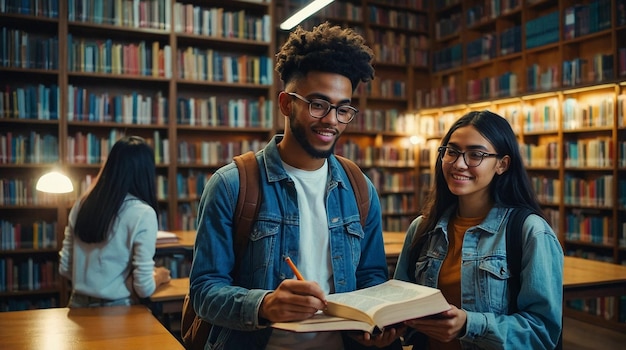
top-left (394, 206), bottom-right (564, 349)
top-left (189, 135), bottom-right (389, 349)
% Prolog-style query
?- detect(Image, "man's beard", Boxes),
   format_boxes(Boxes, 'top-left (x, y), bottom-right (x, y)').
top-left (289, 112), bottom-right (336, 159)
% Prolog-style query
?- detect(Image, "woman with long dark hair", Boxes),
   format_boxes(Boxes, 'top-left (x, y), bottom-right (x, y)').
top-left (59, 135), bottom-right (170, 307)
top-left (395, 111), bottom-right (563, 349)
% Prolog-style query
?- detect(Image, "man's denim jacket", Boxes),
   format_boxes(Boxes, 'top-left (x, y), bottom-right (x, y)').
top-left (189, 135), bottom-right (389, 349)
top-left (394, 206), bottom-right (564, 349)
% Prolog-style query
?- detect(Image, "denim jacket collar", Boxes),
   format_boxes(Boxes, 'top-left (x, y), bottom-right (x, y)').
top-left (262, 135), bottom-right (349, 191)
top-left (433, 205), bottom-right (510, 236)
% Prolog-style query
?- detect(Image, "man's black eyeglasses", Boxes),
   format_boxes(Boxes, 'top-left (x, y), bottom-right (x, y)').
top-left (287, 92), bottom-right (358, 124)
top-left (438, 146), bottom-right (499, 167)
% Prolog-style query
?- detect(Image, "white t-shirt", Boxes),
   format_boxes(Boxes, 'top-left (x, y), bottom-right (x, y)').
top-left (266, 160), bottom-right (343, 350)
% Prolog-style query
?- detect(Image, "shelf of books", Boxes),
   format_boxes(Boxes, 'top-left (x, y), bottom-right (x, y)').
top-left (412, 0), bottom-right (625, 330)
top-left (275, 0), bottom-right (429, 231)
top-left (0, 1), bottom-right (66, 311)
top-left (0, 0), bottom-right (273, 310)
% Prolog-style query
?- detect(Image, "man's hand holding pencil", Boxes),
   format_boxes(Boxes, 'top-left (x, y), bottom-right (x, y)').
top-left (258, 256), bottom-right (327, 323)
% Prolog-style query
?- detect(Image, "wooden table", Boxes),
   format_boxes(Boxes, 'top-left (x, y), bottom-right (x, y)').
top-left (562, 256), bottom-right (626, 299)
top-left (152, 231), bottom-right (626, 332)
top-left (149, 231), bottom-right (408, 316)
top-left (151, 277), bottom-right (190, 314)
top-left (160, 231), bottom-right (406, 252)
top-left (156, 230), bottom-right (196, 250)
top-left (0, 305), bottom-right (184, 349)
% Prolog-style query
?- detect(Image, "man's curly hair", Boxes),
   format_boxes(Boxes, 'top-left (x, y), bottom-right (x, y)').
top-left (275, 22), bottom-right (374, 91)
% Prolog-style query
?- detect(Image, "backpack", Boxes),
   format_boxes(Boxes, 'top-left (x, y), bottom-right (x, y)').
top-left (181, 151), bottom-right (371, 350)
top-left (506, 207), bottom-right (563, 350)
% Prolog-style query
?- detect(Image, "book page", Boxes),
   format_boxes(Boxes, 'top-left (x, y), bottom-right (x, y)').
top-left (326, 280), bottom-right (433, 314)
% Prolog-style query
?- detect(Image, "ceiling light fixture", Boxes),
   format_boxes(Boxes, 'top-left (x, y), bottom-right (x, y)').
top-left (279, 0), bottom-right (335, 31)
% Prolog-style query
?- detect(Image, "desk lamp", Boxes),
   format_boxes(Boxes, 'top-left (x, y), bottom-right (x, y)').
top-left (36, 170), bottom-right (74, 193)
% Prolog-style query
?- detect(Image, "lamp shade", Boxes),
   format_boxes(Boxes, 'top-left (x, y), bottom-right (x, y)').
top-left (36, 171), bottom-right (74, 193)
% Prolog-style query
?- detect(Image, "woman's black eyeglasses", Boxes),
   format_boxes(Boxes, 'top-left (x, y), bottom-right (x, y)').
top-left (438, 146), bottom-right (499, 167)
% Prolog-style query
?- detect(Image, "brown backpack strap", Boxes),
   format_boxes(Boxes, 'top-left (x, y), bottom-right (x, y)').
top-left (181, 151), bottom-right (261, 349)
top-left (336, 155), bottom-right (370, 227)
top-left (232, 151), bottom-right (260, 273)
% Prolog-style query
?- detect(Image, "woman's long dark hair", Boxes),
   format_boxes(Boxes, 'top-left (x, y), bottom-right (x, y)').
top-left (409, 110), bottom-right (544, 262)
top-left (74, 136), bottom-right (158, 243)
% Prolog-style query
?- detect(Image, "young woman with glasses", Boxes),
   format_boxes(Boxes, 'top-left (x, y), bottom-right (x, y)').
top-left (394, 110), bottom-right (563, 349)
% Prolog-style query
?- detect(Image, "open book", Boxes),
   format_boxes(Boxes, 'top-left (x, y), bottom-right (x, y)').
top-left (272, 279), bottom-right (450, 334)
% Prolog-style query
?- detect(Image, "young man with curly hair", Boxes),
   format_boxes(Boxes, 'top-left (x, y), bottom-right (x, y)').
top-left (189, 22), bottom-right (402, 349)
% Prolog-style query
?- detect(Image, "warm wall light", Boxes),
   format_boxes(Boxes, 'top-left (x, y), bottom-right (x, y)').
top-left (410, 135), bottom-right (425, 145)
top-left (279, 0), bottom-right (335, 30)
top-left (36, 171), bottom-right (74, 193)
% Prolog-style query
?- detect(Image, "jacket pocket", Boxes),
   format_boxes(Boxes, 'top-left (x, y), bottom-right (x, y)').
top-left (478, 257), bottom-right (510, 314)
top-left (344, 221), bottom-right (365, 268)
top-left (247, 219), bottom-right (280, 277)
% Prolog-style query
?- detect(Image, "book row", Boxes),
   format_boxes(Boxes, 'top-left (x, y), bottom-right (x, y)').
top-left (521, 142), bottom-right (560, 168)
top-left (178, 48), bottom-right (272, 85)
top-left (566, 296), bottom-right (619, 322)
top-left (68, 0), bottom-right (171, 30)
top-left (465, 0), bottom-right (521, 28)
top-left (347, 109), bottom-right (416, 134)
top-left (465, 52), bottom-right (619, 100)
top-left (0, 178), bottom-right (61, 206)
top-left (2, 83), bottom-right (278, 129)
top-left (563, 0), bottom-right (612, 40)
top-left (176, 96), bottom-right (273, 128)
top-left (416, 94), bottom-right (626, 138)
top-left (68, 86), bottom-right (168, 125)
top-left (66, 129), bottom-right (164, 165)
top-left (67, 36), bottom-right (172, 77)
top-left (1, 84), bottom-right (60, 121)
top-left (563, 174), bottom-right (614, 207)
top-left (172, 3), bottom-right (270, 42)
top-left (0, 257), bottom-right (58, 293)
top-left (466, 72), bottom-right (518, 101)
top-left (380, 193), bottom-right (415, 215)
top-left (562, 55), bottom-right (615, 87)
top-left (0, 220), bottom-right (57, 250)
top-left (564, 212), bottom-right (613, 246)
top-left (366, 29), bottom-right (428, 66)
top-left (562, 97), bottom-right (615, 129)
top-left (366, 5), bottom-right (428, 32)
top-left (0, 132), bottom-right (59, 164)
top-left (65, 36), bottom-right (273, 85)
top-left (335, 142), bottom-right (416, 168)
top-left (177, 139), bottom-right (266, 166)
top-left (0, 0), bottom-right (58, 17)
top-left (563, 138), bottom-right (615, 168)
top-left (530, 176), bottom-right (560, 205)
top-left (0, 28), bottom-right (58, 69)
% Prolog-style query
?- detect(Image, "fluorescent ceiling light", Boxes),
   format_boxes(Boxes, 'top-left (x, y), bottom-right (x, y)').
top-left (280, 0), bottom-right (335, 30)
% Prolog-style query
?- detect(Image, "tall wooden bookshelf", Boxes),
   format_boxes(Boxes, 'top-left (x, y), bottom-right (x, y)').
top-left (0, 0), bottom-right (273, 310)
top-left (414, 0), bottom-right (626, 331)
top-left (274, 0), bottom-right (429, 231)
